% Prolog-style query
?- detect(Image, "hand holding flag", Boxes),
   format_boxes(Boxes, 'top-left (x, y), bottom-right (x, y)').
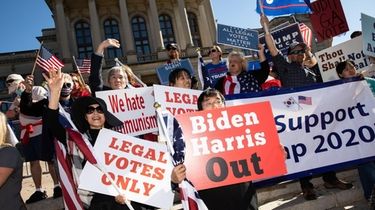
top-left (36, 45), bottom-right (64, 72)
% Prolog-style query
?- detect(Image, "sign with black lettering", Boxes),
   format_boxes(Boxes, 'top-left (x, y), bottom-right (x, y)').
top-left (217, 23), bottom-right (259, 50)
top-left (361, 13), bottom-right (375, 57)
top-left (309, 0), bottom-right (349, 42)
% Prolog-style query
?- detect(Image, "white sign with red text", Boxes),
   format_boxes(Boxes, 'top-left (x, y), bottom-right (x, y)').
top-left (78, 128), bottom-right (174, 209)
top-left (153, 85), bottom-right (202, 116)
top-left (96, 87), bottom-right (157, 136)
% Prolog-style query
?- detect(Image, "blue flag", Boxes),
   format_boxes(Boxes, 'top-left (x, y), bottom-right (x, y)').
top-left (256, 0), bottom-right (311, 16)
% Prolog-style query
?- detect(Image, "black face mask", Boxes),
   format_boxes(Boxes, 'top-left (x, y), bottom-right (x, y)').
top-left (61, 82), bottom-right (72, 97)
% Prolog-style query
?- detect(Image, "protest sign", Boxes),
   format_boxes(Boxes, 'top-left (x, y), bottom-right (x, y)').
top-left (153, 85), bottom-right (202, 115)
top-left (79, 128), bottom-right (174, 209)
top-left (315, 36), bottom-right (371, 81)
top-left (226, 80), bottom-right (375, 179)
top-left (259, 23), bottom-right (304, 58)
top-left (96, 87), bottom-right (157, 136)
top-left (175, 102), bottom-right (286, 190)
top-left (361, 13), bottom-right (375, 57)
top-left (309, 0), bottom-right (349, 42)
top-left (256, 0), bottom-right (311, 16)
top-left (217, 23), bottom-right (259, 50)
top-left (200, 59), bottom-right (228, 89)
top-left (156, 59), bottom-right (194, 85)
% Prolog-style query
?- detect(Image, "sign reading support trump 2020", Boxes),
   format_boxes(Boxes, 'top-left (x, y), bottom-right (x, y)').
top-left (175, 102), bottom-right (287, 190)
top-left (79, 128), bottom-right (174, 209)
top-left (226, 80), bottom-right (375, 179)
top-left (96, 87), bottom-right (157, 136)
top-left (362, 13), bottom-right (375, 57)
top-left (217, 23), bottom-right (259, 50)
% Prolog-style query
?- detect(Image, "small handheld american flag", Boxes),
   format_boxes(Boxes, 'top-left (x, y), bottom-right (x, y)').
top-left (36, 45), bottom-right (64, 72)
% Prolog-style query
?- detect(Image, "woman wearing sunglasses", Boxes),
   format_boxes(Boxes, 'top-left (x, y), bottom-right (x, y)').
top-left (44, 68), bottom-right (143, 210)
top-left (201, 45), bottom-right (228, 89)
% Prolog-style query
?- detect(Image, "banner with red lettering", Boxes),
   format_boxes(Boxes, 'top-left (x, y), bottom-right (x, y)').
top-left (153, 85), bottom-right (202, 115)
top-left (78, 128), bottom-right (174, 209)
top-left (309, 0), bottom-right (348, 42)
top-left (315, 36), bottom-right (371, 81)
top-left (175, 102), bottom-right (287, 190)
top-left (96, 87), bottom-right (157, 136)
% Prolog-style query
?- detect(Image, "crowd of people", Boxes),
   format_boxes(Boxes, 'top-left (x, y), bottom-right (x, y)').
top-left (1, 14), bottom-right (375, 210)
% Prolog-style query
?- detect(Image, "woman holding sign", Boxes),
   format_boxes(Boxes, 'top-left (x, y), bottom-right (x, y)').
top-left (44, 68), bottom-right (143, 210)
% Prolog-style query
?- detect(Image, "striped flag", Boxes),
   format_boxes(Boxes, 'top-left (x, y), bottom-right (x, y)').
top-left (197, 51), bottom-right (205, 90)
top-left (299, 23), bottom-right (313, 47)
top-left (36, 45), bottom-right (64, 72)
top-left (75, 59), bottom-right (91, 74)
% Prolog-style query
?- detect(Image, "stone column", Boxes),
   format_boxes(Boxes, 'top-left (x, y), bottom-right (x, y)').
top-left (177, 0), bottom-right (193, 47)
top-left (148, 0), bottom-right (164, 50)
top-left (198, 3), bottom-right (213, 47)
top-left (118, 0), bottom-right (135, 54)
top-left (88, 0), bottom-right (101, 49)
top-left (55, 0), bottom-right (71, 59)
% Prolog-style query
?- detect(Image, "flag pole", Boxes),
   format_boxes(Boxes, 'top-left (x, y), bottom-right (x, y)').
top-left (258, 0), bottom-right (269, 34)
top-left (114, 58), bottom-right (147, 87)
top-left (31, 41), bottom-right (43, 76)
top-left (72, 56), bottom-right (86, 84)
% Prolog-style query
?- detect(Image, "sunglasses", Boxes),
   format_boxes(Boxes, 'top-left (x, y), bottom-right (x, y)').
top-left (289, 49), bottom-right (305, 55)
top-left (6, 79), bottom-right (15, 84)
top-left (210, 49), bottom-right (217, 53)
top-left (86, 106), bottom-right (104, 114)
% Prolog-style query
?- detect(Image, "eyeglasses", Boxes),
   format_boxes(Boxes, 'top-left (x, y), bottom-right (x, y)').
top-left (86, 106), bottom-right (104, 114)
top-left (289, 49), bottom-right (305, 55)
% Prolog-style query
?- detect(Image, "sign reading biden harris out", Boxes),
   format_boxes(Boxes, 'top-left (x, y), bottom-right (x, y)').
top-left (226, 80), bottom-right (375, 177)
top-left (79, 129), bottom-right (174, 209)
top-left (175, 102), bottom-right (286, 190)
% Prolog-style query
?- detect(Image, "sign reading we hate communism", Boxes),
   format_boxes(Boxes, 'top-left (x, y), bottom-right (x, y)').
top-left (175, 101), bottom-right (287, 190)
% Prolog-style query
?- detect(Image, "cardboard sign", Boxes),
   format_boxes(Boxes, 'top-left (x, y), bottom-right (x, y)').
top-left (259, 23), bottom-right (304, 58)
top-left (217, 23), bottom-right (259, 50)
top-left (226, 80), bottom-right (375, 178)
top-left (315, 36), bottom-right (371, 81)
top-left (156, 59), bottom-right (194, 85)
top-left (175, 102), bottom-right (287, 190)
top-left (153, 85), bottom-right (202, 116)
top-left (96, 87), bottom-right (157, 136)
top-left (361, 13), bottom-right (375, 57)
top-left (310, 0), bottom-right (349, 42)
top-left (78, 129), bottom-right (174, 209)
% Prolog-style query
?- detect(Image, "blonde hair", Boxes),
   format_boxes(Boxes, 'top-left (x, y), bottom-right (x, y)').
top-left (0, 112), bottom-right (10, 147)
top-left (227, 51), bottom-right (247, 72)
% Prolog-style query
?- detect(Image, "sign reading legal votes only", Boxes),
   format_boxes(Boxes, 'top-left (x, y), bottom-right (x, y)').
top-left (153, 85), bottom-right (202, 116)
top-left (309, 0), bottom-right (349, 42)
top-left (96, 87), bottom-right (157, 136)
top-left (217, 23), bottom-right (259, 50)
top-left (79, 129), bottom-right (174, 209)
top-left (175, 102), bottom-right (286, 190)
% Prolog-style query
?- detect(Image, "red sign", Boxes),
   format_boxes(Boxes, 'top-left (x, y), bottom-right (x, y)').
top-left (175, 102), bottom-right (287, 190)
top-left (310, 0), bottom-right (349, 42)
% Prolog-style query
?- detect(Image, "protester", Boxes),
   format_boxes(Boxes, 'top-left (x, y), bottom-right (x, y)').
top-left (19, 74), bottom-right (62, 203)
top-left (70, 72), bottom-right (91, 99)
top-left (261, 14), bottom-right (353, 200)
top-left (214, 44), bottom-right (269, 95)
top-left (168, 68), bottom-right (193, 89)
top-left (0, 112), bottom-right (26, 210)
top-left (196, 88), bottom-right (258, 210)
top-left (201, 45), bottom-right (228, 89)
top-left (5, 74), bottom-right (24, 119)
top-left (44, 68), bottom-right (143, 210)
top-left (166, 43), bottom-right (180, 63)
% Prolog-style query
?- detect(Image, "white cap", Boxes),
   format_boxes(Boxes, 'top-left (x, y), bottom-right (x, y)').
top-left (32, 86), bottom-right (48, 102)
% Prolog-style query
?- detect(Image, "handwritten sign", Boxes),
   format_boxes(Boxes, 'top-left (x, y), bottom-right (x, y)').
top-left (96, 87), bottom-right (157, 136)
top-left (175, 102), bottom-right (286, 190)
top-left (78, 128), bottom-right (174, 209)
top-left (309, 0), bottom-right (349, 42)
top-left (217, 23), bottom-right (259, 50)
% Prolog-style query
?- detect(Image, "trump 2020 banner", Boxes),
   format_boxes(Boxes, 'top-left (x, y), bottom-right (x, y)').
top-left (96, 87), bottom-right (157, 136)
top-left (153, 85), bottom-right (202, 115)
top-left (175, 102), bottom-right (287, 190)
top-left (78, 128), bottom-right (174, 209)
top-left (226, 80), bottom-right (375, 179)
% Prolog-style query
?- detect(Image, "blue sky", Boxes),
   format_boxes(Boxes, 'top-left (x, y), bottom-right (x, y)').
top-left (0, 0), bottom-right (374, 53)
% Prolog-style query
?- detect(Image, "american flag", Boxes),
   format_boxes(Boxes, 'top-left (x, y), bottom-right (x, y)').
top-left (197, 51), bottom-right (205, 90)
top-left (75, 59), bottom-right (91, 74)
top-left (36, 45), bottom-right (64, 72)
top-left (298, 95), bottom-right (312, 105)
top-left (299, 23), bottom-right (313, 48)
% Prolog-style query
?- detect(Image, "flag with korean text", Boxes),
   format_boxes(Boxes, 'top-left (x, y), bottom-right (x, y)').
top-left (256, 0), bottom-right (311, 16)
top-left (75, 58), bottom-right (91, 74)
top-left (36, 45), bottom-right (64, 72)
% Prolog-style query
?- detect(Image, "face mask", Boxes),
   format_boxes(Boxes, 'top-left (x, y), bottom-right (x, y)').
top-left (60, 83), bottom-right (72, 97)
top-left (15, 87), bottom-right (25, 96)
